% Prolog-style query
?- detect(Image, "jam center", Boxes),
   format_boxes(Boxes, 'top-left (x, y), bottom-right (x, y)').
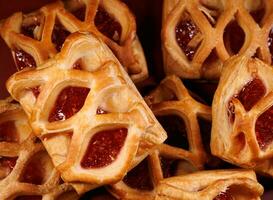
top-left (255, 105), bottom-right (273, 150)
top-left (14, 196), bottom-right (42, 200)
top-left (14, 49), bottom-right (36, 71)
top-left (213, 189), bottom-right (234, 200)
top-left (81, 128), bottom-right (127, 168)
top-left (71, 6), bottom-right (86, 21)
top-left (268, 28), bottom-right (273, 63)
top-left (95, 7), bottom-right (122, 43)
top-left (157, 115), bottom-right (189, 150)
top-left (123, 158), bottom-right (154, 191)
top-left (48, 86), bottom-right (90, 122)
top-left (0, 121), bottom-right (18, 143)
top-left (175, 12), bottom-right (201, 61)
top-left (0, 157), bottom-right (18, 178)
top-left (51, 21), bottom-right (70, 52)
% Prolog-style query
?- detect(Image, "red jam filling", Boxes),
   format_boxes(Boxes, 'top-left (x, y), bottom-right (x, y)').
top-left (175, 12), bottom-right (201, 61)
top-left (268, 28), bottom-right (273, 62)
top-left (0, 157), bottom-right (18, 177)
top-left (81, 128), bottom-right (127, 168)
top-left (0, 121), bottom-right (18, 143)
top-left (14, 196), bottom-right (42, 200)
top-left (72, 60), bottom-right (82, 70)
top-left (20, 155), bottom-right (44, 185)
top-left (213, 189), bottom-right (234, 200)
top-left (237, 78), bottom-right (266, 111)
top-left (223, 20), bottom-right (245, 55)
top-left (255, 105), bottom-right (273, 150)
top-left (156, 115), bottom-right (189, 150)
top-left (96, 107), bottom-right (108, 114)
top-left (95, 7), bottom-right (122, 43)
top-left (123, 158), bottom-right (154, 191)
top-left (14, 49), bottom-right (36, 71)
top-left (227, 78), bottom-right (266, 123)
top-left (51, 21), bottom-right (70, 52)
top-left (48, 86), bottom-right (90, 122)
top-left (71, 6), bottom-right (86, 21)
top-left (250, 7), bottom-right (265, 24)
top-left (31, 86), bottom-right (40, 98)
top-left (160, 156), bottom-right (179, 178)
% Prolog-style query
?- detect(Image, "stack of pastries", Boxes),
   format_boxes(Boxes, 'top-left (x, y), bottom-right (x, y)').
top-left (0, 0), bottom-right (272, 199)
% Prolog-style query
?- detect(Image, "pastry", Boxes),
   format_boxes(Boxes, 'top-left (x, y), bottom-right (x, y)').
top-left (6, 32), bottom-right (167, 190)
top-left (162, 0), bottom-right (273, 79)
top-left (109, 75), bottom-right (211, 199)
top-left (155, 170), bottom-right (263, 200)
top-left (0, 0), bottom-right (148, 82)
top-left (0, 98), bottom-right (79, 200)
top-left (211, 55), bottom-right (273, 176)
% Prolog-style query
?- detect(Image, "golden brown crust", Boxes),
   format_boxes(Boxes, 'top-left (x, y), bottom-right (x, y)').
top-left (0, 98), bottom-right (79, 200)
top-left (211, 55), bottom-right (273, 176)
top-left (0, 0), bottom-right (148, 82)
top-left (6, 32), bottom-right (166, 190)
top-left (155, 170), bottom-right (263, 200)
top-left (109, 75), bottom-right (210, 199)
top-left (162, 0), bottom-right (273, 79)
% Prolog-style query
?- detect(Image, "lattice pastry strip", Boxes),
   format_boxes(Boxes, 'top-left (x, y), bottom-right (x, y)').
top-left (0, 0), bottom-right (148, 82)
top-left (6, 32), bottom-right (167, 190)
top-left (108, 75), bottom-right (211, 199)
top-left (162, 0), bottom-right (273, 79)
top-left (212, 55), bottom-right (273, 176)
top-left (0, 98), bottom-right (79, 200)
top-left (155, 170), bottom-right (263, 200)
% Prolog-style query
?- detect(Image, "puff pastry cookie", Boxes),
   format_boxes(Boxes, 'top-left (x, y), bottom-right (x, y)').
top-left (0, 98), bottom-right (79, 200)
top-left (212, 55), bottom-right (273, 176)
top-left (108, 75), bottom-right (211, 199)
top-left (0, 0), bottom-right (148, 82)
top-left (155, 170), bottom-right (263, 200)
top-left (162, 0), bottom-right (273, 79)
top-left (6, 32), bottom-right (167, 191)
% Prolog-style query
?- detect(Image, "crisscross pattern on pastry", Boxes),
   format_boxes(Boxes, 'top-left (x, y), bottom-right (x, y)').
top-left (155, 170), bottom-right (263, 200)
top-left (108, 75), bottom-right (211, 199)
top-left (0, 0), bottom-right (147, 82)
top-left (0, 98), bottom-right (79, 200)
top-left (212, 55), bottom-right (273, 176)
top-left (162, 0), bottom-right (273, 79)
top-left (6, 32), bottom-right (166, 189)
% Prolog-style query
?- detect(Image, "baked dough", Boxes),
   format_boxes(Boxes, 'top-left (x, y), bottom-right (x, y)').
top-left (0, 0), bottom-right (148, 82)
top-left (155, 170), bottom-right (263, 200)
top-left (109, 75), bottom-right (211, 199)
top-left (162, 0), bottom-right (273, 79)
top-left (0, 98), bottom-right (79, 200)
top-left (6, 32), bottom-right (167, 191)
top-left (211, 55), bottom-right (273, 176)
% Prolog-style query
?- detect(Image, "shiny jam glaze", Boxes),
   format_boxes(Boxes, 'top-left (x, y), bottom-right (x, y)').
top-left (175, 12), bottom-right (201, 61)
top-left (48, 86), bottom-right (90, 122)
top-left (14, 49), bottom-right (36, 71)
top-left (14, 196), bottom-right (42, 200)
top-left (255, 105), bottom-right (273, 150)
top-left (223, 20), bottom-right (245, 55)
top-left (0, 121), bottom-right (18, 143)
top-left (81, 128), bottom-right (127, 168)
top-left (213, 189), bottom-right (234, 200)
top-left (160, 156), bottom-right (179, 178)
top-left (268, 28), bottom-right (273, 62)
top-left (227, 78), bottom-right (266, 123)
top-left (71, 6), bottom-right (86, 21)
top-left (0, 157), bottom-right (18, 177)
top-left (95, 7), bottom-right (122, 43)
top-left (72, 60), bottom-right (82, 70)
top-left (156, 115), bottom-right (189, 150)
top-left (51, 21), bottom-right (70, 52)
top-left (237, 78), bottom-right (266, 111)
top-left (20, 155), bottom-right (44, 184)
top-left (96, 107), bottom-right (108, 114)
top-left (123, 158), bottom-right (154, 191)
